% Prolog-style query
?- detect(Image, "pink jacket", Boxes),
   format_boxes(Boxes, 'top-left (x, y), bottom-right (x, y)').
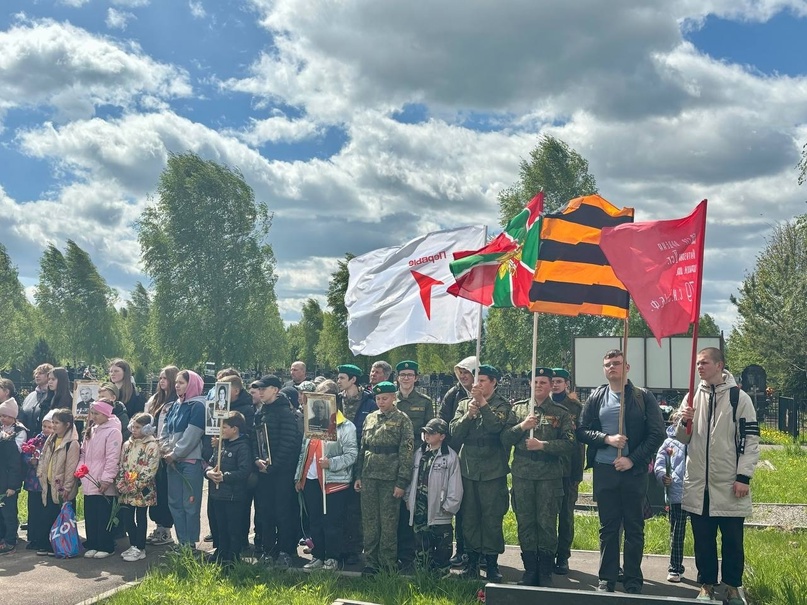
top-left (79, 415), bottom-right (122, 496)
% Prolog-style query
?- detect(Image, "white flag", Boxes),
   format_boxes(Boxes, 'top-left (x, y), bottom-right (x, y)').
top-left (346, 226), bottom-right (486, 356)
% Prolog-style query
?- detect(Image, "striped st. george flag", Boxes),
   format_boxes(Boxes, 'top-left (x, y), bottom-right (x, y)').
top-left (528, 194), bottom-right (634, 318)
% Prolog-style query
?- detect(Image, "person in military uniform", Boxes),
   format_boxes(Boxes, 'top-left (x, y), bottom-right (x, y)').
top-left (438, 355), bottom-right (478, 568)
top-left (394, 360), bottom-right (434, 570)
top-left (449, 364), bottom-right (516, 581)
top-left (550, 367), bottom-right (584, 575)
top-left (335, 363), bottom-right (378, 566)
top-left (354, 381), bottom-right (414, 575)
top-left (502, 367), bottom-right (575, 587)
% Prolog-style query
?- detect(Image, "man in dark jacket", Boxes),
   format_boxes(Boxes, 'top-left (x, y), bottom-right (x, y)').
top-left (576, 350), bottom-right (665, 594)
top-left (252, 374), bottom-right (303, 569)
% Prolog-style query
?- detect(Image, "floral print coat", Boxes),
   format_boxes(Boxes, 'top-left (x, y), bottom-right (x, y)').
top-left (115, 434), bottom-right (160, 507)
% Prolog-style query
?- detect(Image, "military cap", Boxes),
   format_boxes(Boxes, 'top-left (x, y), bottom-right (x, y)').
top-left (254, 375), bottom-right (282, 389)
top-left (552, 368), bottom-right (571, 380)
top-left (532, 367), bottom-right (555, 379)
top-left (373, 381), bottom-right (397, 395)
top-left (477, 364), bottom-right (501, 380)
top-left (423, 417), bottom-right (449, 435)
top-left (396, 360), bottom-right (419, 373)
top-left (337, 364), bottom-right (362, 378)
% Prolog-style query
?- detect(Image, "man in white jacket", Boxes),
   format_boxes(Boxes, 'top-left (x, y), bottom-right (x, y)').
top-left (677, 347), bottom-right (759, 605)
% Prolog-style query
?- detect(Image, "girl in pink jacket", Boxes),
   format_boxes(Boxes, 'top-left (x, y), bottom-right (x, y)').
top-left (78, 400), bottom-right (122, 558)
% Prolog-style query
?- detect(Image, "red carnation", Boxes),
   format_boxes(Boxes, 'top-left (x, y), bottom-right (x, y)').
top-left (74, 464), bottom-right (90, 479)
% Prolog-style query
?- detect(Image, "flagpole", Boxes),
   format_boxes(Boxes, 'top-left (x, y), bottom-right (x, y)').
top-left (473, 226), bottom-right (488, 382)
top-left (529, 311), bottom-right (539, 439)
top-left (686, 200), bottom-right (708, 435)
top-left (617, 313), bottom-right (630, 458)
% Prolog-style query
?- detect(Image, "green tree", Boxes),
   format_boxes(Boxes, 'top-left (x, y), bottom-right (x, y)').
top-left (299, 298), bottom-right (324, 371)
top-left (728, 218), bottom-right (807, 395)
top-left (317, 311), bottom-right (352, 369)
top-left (137, 152), bottom-right (285, 370)
top-left (484, 136), bottom-right (619, 370)
top-left (35, 241), bottom-right (121, 367)
top-left (0, 243), bottom-right (36, 368)
top-left (123, 282), bottom-right (157, 373)
top-left (20, 337), bottom-right (58, 379)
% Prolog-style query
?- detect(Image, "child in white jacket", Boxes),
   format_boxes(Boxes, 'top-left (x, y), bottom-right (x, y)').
top-left (404, 418), bottom-right (463, 573)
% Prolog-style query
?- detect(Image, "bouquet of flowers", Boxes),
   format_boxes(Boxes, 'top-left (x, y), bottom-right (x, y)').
top-left (74, 464), bottom-right (125, 531)
top-left (22, 434), bottom-right (46, 467)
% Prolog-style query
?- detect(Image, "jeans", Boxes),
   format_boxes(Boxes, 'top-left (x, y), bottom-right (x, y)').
top-left (167, 460), bottom-right (204, 546)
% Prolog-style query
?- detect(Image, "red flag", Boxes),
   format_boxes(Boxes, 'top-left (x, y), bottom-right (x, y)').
top-left (599, 200), bottom-right (707, 342)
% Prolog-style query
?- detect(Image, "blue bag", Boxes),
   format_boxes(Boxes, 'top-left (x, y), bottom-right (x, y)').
top-left (50, 501), bottom-right (81, 558)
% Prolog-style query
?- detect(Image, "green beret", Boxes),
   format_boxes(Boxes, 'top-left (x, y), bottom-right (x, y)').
top-left (477, 364), bottom-right (501, 380)
top-left (552, 368), bottom-right (571, 380)
top-left (337, 364), bottom-right (362, 378)
top-left (373, 381), bottom-right (397, 395)
top-left (532, 367), bottom-right (555, 379)
top-left (396, 360), bottom-right (418, 373)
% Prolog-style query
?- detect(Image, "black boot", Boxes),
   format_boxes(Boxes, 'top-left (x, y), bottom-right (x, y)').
top-left (553, 554), bottom-right (569, 575)
top-left (537, 552), bottom-right (555, 587)
top-left (458, 552), bottom-right (479, 579)
top-left (518, 551), bottom-right (539, 586)
top-left (485, 554), bottom-right (503, 583)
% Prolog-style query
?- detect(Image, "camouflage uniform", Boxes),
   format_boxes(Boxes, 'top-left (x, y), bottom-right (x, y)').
top-left (450, 391), bottom-right (516, 557)
top-left (503, 396), bottom-right (575, 585)
top-left (395, 387), bottom-right (434, 565)
top-left (396, 389), bottom-right (434, 448)
top-left (356, 406), bottom-right (414, 571)
top-left (555, 394), bottom-right (584, 566)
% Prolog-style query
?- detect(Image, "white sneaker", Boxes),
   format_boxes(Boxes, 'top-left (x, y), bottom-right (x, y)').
top-left (123, 547), bottom-right (146, 562)
top-left (323, 558), bottom-right (339, 571)
top-left (667, 572), bottom-right (681, 583)
top-left (303, 558), bottom-right (323, 570)
top-left (145, 528), bottom-right (162, 544)
top-left (121, 546), bottom-right (137, 558)
top-left (94, 551), bottom-right (113, 559)
top-left (84, 549), bottom-right (98, 558)
top-left (151, 529), bottom-right (175, 546)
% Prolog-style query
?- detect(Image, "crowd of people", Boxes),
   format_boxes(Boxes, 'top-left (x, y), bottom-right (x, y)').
top-left (0, 347), bottom-right (758, 604)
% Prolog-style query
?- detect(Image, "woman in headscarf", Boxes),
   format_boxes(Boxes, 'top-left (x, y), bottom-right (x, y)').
top-left (160, 369), bottom-right (206, 548)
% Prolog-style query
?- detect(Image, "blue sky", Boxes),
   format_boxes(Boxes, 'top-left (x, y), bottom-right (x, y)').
top-left (1, 0), bottom-right (806, 335)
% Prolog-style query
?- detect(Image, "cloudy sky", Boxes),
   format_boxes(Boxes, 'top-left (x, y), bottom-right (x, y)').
top-left (2, 1), bottom-right (806, 333)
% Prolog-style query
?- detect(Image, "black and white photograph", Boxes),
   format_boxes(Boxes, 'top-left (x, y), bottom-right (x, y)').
top-left (72, 381), bottom-right (100, 421)
top-left (304, 392), bottom-right (337, 441)
top-left (205, 382), bottom-right (231, 436)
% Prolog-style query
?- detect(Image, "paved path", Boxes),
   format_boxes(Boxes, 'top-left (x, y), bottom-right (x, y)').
top-left (2, 490), bottom-right (704, 605)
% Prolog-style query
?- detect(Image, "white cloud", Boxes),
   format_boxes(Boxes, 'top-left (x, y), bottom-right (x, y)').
top-left (4, 1), bottom-right (807, 332)
top-left (106, 8), bottom-right (135, 30)
top-left (189, 0), bottom-right (206, 19)
top-left (0, 19), bottom-right (191, 122)
top-left (111, 0), bottom-right (151, 6)
top-left (232, 115), bottom-right (323, 145)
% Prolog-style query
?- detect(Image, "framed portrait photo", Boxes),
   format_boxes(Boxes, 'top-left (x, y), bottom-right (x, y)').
top-left (72, 381), bottom-right (101, 421)
top-left (205, 382), bottom-right (231, 436)
top-left (304, 392), bottom-right (337, 441)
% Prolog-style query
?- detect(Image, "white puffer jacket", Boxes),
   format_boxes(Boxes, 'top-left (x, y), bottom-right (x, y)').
top-left (675, 372), bottom-right (759, 517)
